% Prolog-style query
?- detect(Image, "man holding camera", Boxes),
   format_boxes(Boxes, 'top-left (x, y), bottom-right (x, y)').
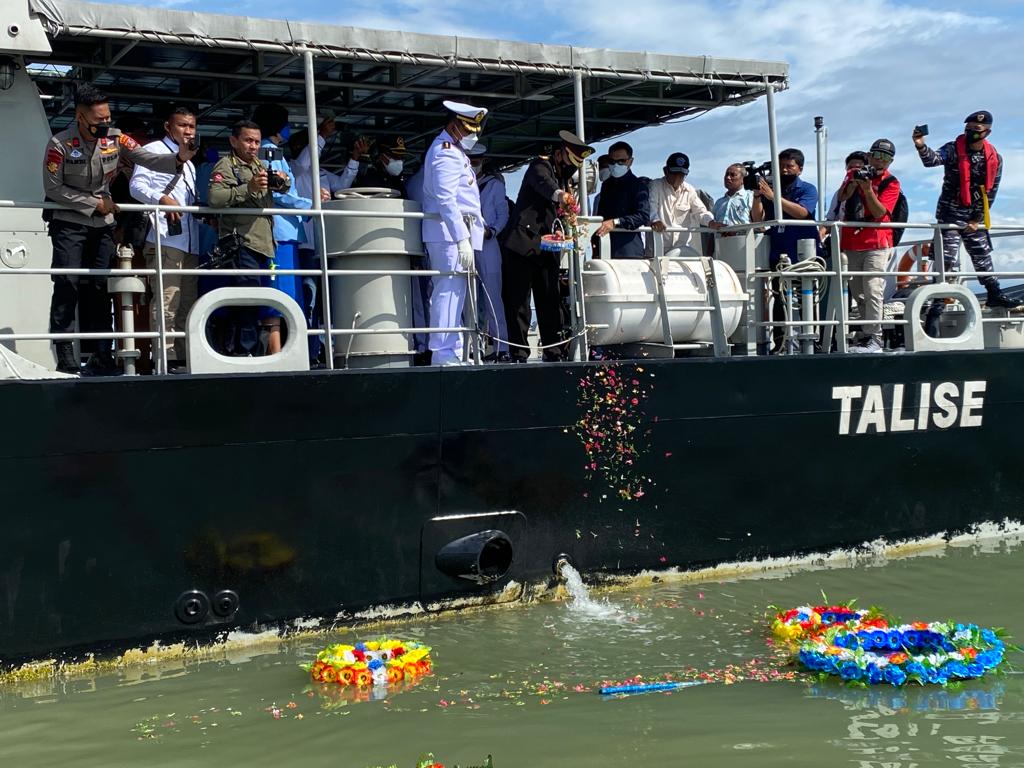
top-left (915, 111), bottom-right (1020, 310)
top-left (129, 106), bottom-right (201, 368)
top-left (208, 119), bottom-right (276, 355)
top-left (43, 84), bottom-right (198, 375)
top-left (253, 104), bottom-right (318, 355)
top-left (838, 139), bottom-right (902, 353)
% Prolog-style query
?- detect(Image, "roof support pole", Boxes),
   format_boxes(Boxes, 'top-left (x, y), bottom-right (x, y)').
top-left (304, 48), bottom-right (335, 369)
top-left (570, 69), bottom-right (589, 362)
top-left (765, 81), bottom-right (783, 225)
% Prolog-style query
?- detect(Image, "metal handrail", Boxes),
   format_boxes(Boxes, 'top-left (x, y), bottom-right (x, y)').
top-left (3, 195), bottom-right (1023, 369)
top-left (0, 197), bottom-right (480, 373)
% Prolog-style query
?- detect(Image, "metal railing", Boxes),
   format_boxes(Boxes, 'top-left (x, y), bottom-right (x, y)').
top-left (0, 198), bottom-right (482, 374)
top-left (3, 198), bottom-right (1024, 375)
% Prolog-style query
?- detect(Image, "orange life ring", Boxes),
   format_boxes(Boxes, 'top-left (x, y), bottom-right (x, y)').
top-left (896, 243), bottom-right (931, 289)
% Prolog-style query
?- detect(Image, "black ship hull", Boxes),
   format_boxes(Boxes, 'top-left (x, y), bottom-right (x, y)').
top-left (1, 350), bottom-right (1020, 664)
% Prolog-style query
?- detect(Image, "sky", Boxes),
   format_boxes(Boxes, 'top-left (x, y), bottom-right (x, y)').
top-left (108, 0), bottom-right (1024, 263)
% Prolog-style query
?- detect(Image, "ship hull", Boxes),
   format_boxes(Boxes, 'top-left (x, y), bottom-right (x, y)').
top-left (1, 350), bottom-right (1020, 663)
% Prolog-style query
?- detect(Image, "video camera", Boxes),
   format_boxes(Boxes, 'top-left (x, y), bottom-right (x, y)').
top-left (741, 161), bottom-right (773, 192)
top-left (201, 230), bottom-right (244, 270)
top-left (258, 145), bottom-right (291, 192)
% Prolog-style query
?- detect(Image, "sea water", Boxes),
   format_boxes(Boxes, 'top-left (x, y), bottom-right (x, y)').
top-left (1, 535), bottom-right (1023, 767)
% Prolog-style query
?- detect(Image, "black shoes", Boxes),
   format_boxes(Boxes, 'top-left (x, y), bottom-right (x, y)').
top-left (54, 342), bottom-right (79, 375)
top-left (81, 349), bottom-right (121, 377)
top-left (986, 291), bottom-right (1024, 310)
top-left (496, 351), bottom-right (513, 363)
top-left (412, 351), bottom-right (432, 367)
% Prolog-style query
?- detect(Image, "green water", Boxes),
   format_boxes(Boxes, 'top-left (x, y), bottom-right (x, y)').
top-left (2, 536), bottom-right (1023, 768)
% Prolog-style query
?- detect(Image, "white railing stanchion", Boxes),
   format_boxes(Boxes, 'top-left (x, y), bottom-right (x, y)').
top-left (831, 223), bottom-right (848, 354)
top-left (153, 211), bottom-right (168, 375)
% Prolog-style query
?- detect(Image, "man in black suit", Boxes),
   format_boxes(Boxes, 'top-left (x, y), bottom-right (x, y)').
top-left (500, 131), bottom-right (594, 362)
top-left (594, 140), bottom-right (650, 258)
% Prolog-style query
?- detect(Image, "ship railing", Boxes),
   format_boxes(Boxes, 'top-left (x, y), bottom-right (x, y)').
top-left (586, 217), bottom-right (1024, 356)
top-left (0, 198), bottom-right (492, 374)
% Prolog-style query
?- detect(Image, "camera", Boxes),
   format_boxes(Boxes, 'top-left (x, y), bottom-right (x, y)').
top-left (202, 231), bottom-right (244, 270)
top-left (852, 166), bottom-right (880, 182)
top-left (258, 146), bottom-right (290, 191)
top-left (741, 161), bottom-right (773, 191)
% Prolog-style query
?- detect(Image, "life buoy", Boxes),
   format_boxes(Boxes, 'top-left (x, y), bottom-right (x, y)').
top-left (896, 243), bottom-right (931, 289)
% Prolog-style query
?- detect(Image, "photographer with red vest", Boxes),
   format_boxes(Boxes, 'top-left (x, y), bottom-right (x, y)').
top-left (915, 110), bottom-right (1021, 310)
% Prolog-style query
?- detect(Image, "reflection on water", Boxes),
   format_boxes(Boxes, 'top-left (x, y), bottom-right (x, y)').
top-left (0, 535), bottom-right (1022, 768)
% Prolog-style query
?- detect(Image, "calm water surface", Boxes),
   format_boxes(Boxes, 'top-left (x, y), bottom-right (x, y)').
top-left (2, 536), bottom-right (1023, 767)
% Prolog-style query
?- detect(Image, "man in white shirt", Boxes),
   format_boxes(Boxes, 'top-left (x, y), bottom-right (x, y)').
top-left (129, 106), bottom-right (200, 367)
top-left (646, 152), bottom-right (715, 256)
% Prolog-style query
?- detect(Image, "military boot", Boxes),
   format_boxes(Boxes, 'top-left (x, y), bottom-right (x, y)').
top-left (986, 288), bottom-right (1024, 310)
top-left (81, 348), bottom-right (121, 377)
top-left (54, 342), bottom-right (79, 375)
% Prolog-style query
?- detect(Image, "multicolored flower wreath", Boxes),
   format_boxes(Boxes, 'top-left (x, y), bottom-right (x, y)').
top-left (303, 639), bottom-right (432, 688)
top-left (796, 620), bottom-right (1007, 687)
top-left (772, 603), bottom-right (888, 643)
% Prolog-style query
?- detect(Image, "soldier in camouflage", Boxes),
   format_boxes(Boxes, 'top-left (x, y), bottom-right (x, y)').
top-left (914, 110), bottom-right (1021, 310)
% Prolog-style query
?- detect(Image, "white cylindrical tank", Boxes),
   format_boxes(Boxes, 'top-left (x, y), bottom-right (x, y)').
top-left (322, 192), bottom-right (422, 368)
top-left (583, 257), bottom-right (747, 346)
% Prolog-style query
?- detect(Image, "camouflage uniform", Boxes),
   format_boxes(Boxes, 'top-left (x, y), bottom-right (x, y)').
top-left (917, 140), bottom-right (1003, 290)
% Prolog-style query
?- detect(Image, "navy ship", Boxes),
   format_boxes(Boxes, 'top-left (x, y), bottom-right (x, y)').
top-left (0, 0), bottom-right (1021, 670)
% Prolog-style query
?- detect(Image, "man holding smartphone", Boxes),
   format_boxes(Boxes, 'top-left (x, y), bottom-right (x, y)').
top-left (915, 111), bottom-right (1021, 310)
top-left (129, 106), bottom-right (201, 368)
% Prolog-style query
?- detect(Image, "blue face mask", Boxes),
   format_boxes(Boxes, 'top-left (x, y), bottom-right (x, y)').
top-left (280, 124), bottom-right (291, 141)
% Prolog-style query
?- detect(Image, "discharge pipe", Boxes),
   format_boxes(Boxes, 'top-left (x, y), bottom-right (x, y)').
top-left (435, 530), bottom-right (514, 585)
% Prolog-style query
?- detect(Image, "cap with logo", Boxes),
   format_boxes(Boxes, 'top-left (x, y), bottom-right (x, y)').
top-left (965, 110), bottom-right (993, 126)
top-left (467, 143), bottom-right (488, 158)
top-left (870, 138), bottom-right (896, 157)
top-left (443, 100), bottom-right (488, 133)
top-left (557, 129), bottom-right (595, 168)
top-left (665, 152), bottom-right (690, 174)
top-left (379, 136), bottom-right (408, 157)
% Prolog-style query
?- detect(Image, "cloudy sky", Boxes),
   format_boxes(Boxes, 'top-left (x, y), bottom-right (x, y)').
top-left (114, 0), bottom-right (1024, 261)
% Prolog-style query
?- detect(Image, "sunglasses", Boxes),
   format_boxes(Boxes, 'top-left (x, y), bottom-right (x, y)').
top-left (609, 159), bottom-right (630, 166)
top-left (870, 151), bottom-right (893, 160)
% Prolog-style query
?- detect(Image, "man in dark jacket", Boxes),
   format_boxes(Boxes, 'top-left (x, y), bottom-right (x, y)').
top-left (500, 130), bottom-right (594, 362)
top-left (355, 136), bottom-right (408, 198)
top-left (594, 141), bottom-right (650, 258)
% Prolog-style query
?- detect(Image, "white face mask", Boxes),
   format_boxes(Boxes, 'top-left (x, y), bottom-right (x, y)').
top-left (609, 163), bottom-right (629, 178)
top-left (460, 134), bottom-right (479, 152)
top-left (385, 159), bottom-right (404, 177)
top-left (598, 167), bottom-right (611, 182)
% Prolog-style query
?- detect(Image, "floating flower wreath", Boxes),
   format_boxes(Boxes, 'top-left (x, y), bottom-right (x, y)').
top-left (797, 621), bottom-right (1006, 687)
top-left (303, 639), bottom-right (432, 687)
top-left (772, 603), bottom-right (888, 643)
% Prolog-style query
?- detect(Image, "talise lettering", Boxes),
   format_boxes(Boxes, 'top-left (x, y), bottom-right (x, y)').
top-left (832, 381), bottom-right (986, 436)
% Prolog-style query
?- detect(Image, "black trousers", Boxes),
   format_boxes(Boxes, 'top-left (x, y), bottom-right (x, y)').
top-left (502, 251), bottom-right (562, 360)
top-left (48, 220), bottom-right (117, 355)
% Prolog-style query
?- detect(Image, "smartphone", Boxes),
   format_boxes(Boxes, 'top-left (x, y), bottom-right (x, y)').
top-left (187, 133), bottom-right (201, 152)
top-left (913, 124), bottom-right (929, 137)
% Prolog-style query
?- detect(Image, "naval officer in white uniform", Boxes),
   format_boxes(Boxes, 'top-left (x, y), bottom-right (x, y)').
top-left (421, 100), bottom-right (488, 366)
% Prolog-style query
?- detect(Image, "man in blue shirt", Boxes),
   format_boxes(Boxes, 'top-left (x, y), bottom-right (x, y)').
top-left (750, 148), bottom-right (821, 352)
top-left (750, 148), bottom-right (820, 266)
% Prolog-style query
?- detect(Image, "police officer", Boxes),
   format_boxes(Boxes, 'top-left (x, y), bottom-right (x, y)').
top-left (421, 101), bottom-right (488, 366)
top-left (43, 84), bottom-right (197, 375)
top-left (915, 110), bottom-right (1021, 310)
top-left (500, 130), bottom-right (593, 362)
top-left (207, 119), bottom-right (277, 356)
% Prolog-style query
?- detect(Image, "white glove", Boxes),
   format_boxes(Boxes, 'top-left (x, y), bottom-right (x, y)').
top-left (456, 239), bottom-right (475, 271)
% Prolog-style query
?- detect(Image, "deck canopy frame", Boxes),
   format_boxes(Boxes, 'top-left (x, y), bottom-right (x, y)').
top-left (27, 0), bottom-right (789, 171)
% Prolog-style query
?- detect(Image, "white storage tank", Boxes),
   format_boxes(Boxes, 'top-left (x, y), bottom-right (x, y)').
top-left (583, 256), bottom-right (747, 346)
top-left (322, 190), bottom-right (422, 368)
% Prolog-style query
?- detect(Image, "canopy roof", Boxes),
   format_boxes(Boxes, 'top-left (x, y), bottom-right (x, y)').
top-left (25, 0), bottom-right (789, 168)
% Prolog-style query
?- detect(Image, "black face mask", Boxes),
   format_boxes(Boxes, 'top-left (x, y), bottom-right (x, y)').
top-left (965, 128), bottom-right (989, 143)
top-left (780, 173), bottom-right (798, 188)
top-left (85, 122), bottom-right (110, 139)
